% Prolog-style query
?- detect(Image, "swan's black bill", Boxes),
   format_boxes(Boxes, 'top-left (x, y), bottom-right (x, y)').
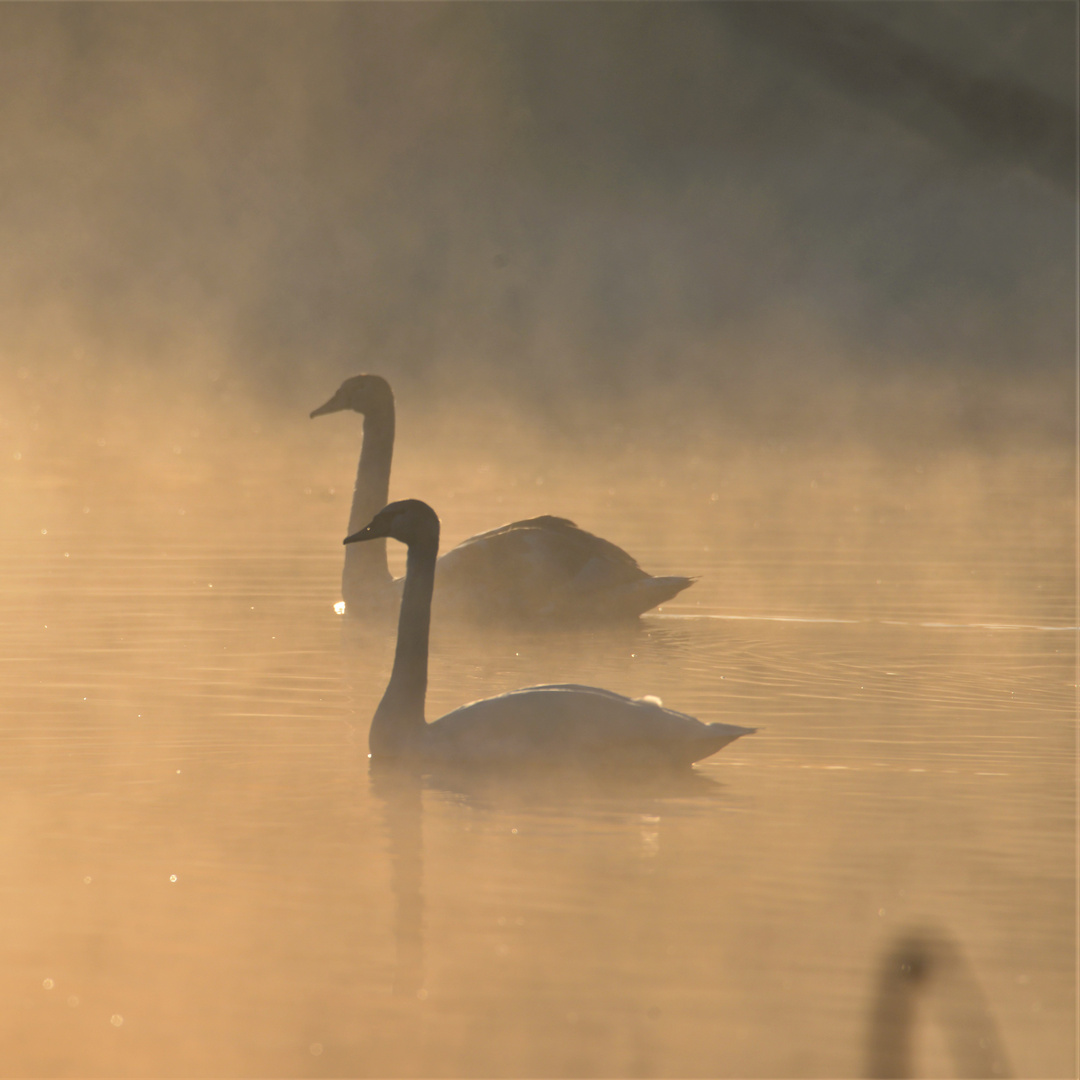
top-left (345, 514), bottom-right (397, 544)
top-left (345, 520), bottom-right (384, 544)
top-left (310, 395), bottom-right (343, 419)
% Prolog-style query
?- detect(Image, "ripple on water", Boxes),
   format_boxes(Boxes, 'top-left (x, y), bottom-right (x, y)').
top-left (0, 444), bottom-right (1072, 1077)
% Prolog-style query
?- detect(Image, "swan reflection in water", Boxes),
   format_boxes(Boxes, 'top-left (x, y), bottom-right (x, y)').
top-left (344, 499), bottom-right (753, 770)
top-left (369, 754), bottom-right (727, 1007)
top-left (312, 375), bottom-right (693, 621)
top-left (369, 765), bottom-right (426, 999)
top-left (865, 927), bottom-right (1012, 1079)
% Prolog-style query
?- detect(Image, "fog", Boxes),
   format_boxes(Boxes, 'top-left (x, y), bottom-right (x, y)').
top-left (1, 3), bottom-right (1074, 446)
top-left (0, 5), bottom-right (1075, 1077)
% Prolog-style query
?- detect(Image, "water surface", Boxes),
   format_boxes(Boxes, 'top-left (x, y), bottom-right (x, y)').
top-left (0, 398), bottom-right (1073, 1076)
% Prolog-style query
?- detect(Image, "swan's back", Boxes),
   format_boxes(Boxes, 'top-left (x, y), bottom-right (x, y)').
top-left (434, 517), bottom-right (693, 620)
top-left (425, 684), bottom-right (754, 768)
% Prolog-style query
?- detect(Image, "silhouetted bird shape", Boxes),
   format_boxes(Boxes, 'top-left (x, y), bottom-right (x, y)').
top-left (312, 375), bottom-right (693, 620)
top-left (345, 499), bottom-right (752, 768)
top-left (865, 927), bottom-right (1011, 1079)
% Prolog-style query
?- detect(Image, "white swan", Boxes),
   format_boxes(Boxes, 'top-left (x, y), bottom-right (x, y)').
top-left (311, 375), bottom-right (694, 620)
top-left (345, 499), bottom-right (754, 768)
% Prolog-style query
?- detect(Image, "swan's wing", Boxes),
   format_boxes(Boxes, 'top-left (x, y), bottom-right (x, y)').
top-left (435, 518), bottom-right (693, 619)
top-left (442, 516), bottom-right (646, 578)
top-left (426, 684), bottom-right (754, 767)
top-left (445, 516), bottom-right (585, 551)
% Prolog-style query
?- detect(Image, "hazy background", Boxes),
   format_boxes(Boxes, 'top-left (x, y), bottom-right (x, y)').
top-left (0, 7), bottom-right (1075, 1076)
top-left (0, 1), bottom-right (1075, 449)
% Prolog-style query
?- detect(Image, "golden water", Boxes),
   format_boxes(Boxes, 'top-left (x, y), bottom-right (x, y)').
top-left (0, 385), bottom-right (1074, 1076)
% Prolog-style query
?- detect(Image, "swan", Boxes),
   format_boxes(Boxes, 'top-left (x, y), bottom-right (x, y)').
top-left (344, 499), bottom-right (754, 768)
top-left (865, 928), bottom-right (1011, 1078)
top-left (311, 375), bottom-right (693, 620)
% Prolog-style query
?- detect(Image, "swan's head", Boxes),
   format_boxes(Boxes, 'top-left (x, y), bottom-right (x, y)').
top-left (344, 499), bottom-right (440, 549)
top-left (310, 374), bottom-right (393, 419)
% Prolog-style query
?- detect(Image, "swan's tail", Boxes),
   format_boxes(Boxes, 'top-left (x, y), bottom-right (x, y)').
top-left (606, 574), bottom-right (695, 619)
top-left (688, 722), bottom-right (756, 764)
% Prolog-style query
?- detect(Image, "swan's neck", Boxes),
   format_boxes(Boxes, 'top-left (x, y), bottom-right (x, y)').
top-left (370, 538), bottom-right (436, 757)
top-left (344, 405), bottom-right (395, 603)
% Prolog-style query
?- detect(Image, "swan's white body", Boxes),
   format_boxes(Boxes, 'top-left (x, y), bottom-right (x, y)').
top-left (312, 375), bottom-right (693, 620)
top-left (424, 684), bottom-right (751, 768)
top-left (346, 499), bottom-right (754, 768)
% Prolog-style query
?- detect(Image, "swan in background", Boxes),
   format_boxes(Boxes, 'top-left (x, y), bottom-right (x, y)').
top-left (344, 499), bottom-right (753, 768)
top-left (311, 375), bottom-right (693, 620)
top-left (865, 928), bottom-right (1011, 1079)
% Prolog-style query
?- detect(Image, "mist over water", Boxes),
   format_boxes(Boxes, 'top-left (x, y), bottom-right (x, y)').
top-left (1, 3), bottom-right (1074, 428)
top-left (0, 4), bottom-right (1075, 1077)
